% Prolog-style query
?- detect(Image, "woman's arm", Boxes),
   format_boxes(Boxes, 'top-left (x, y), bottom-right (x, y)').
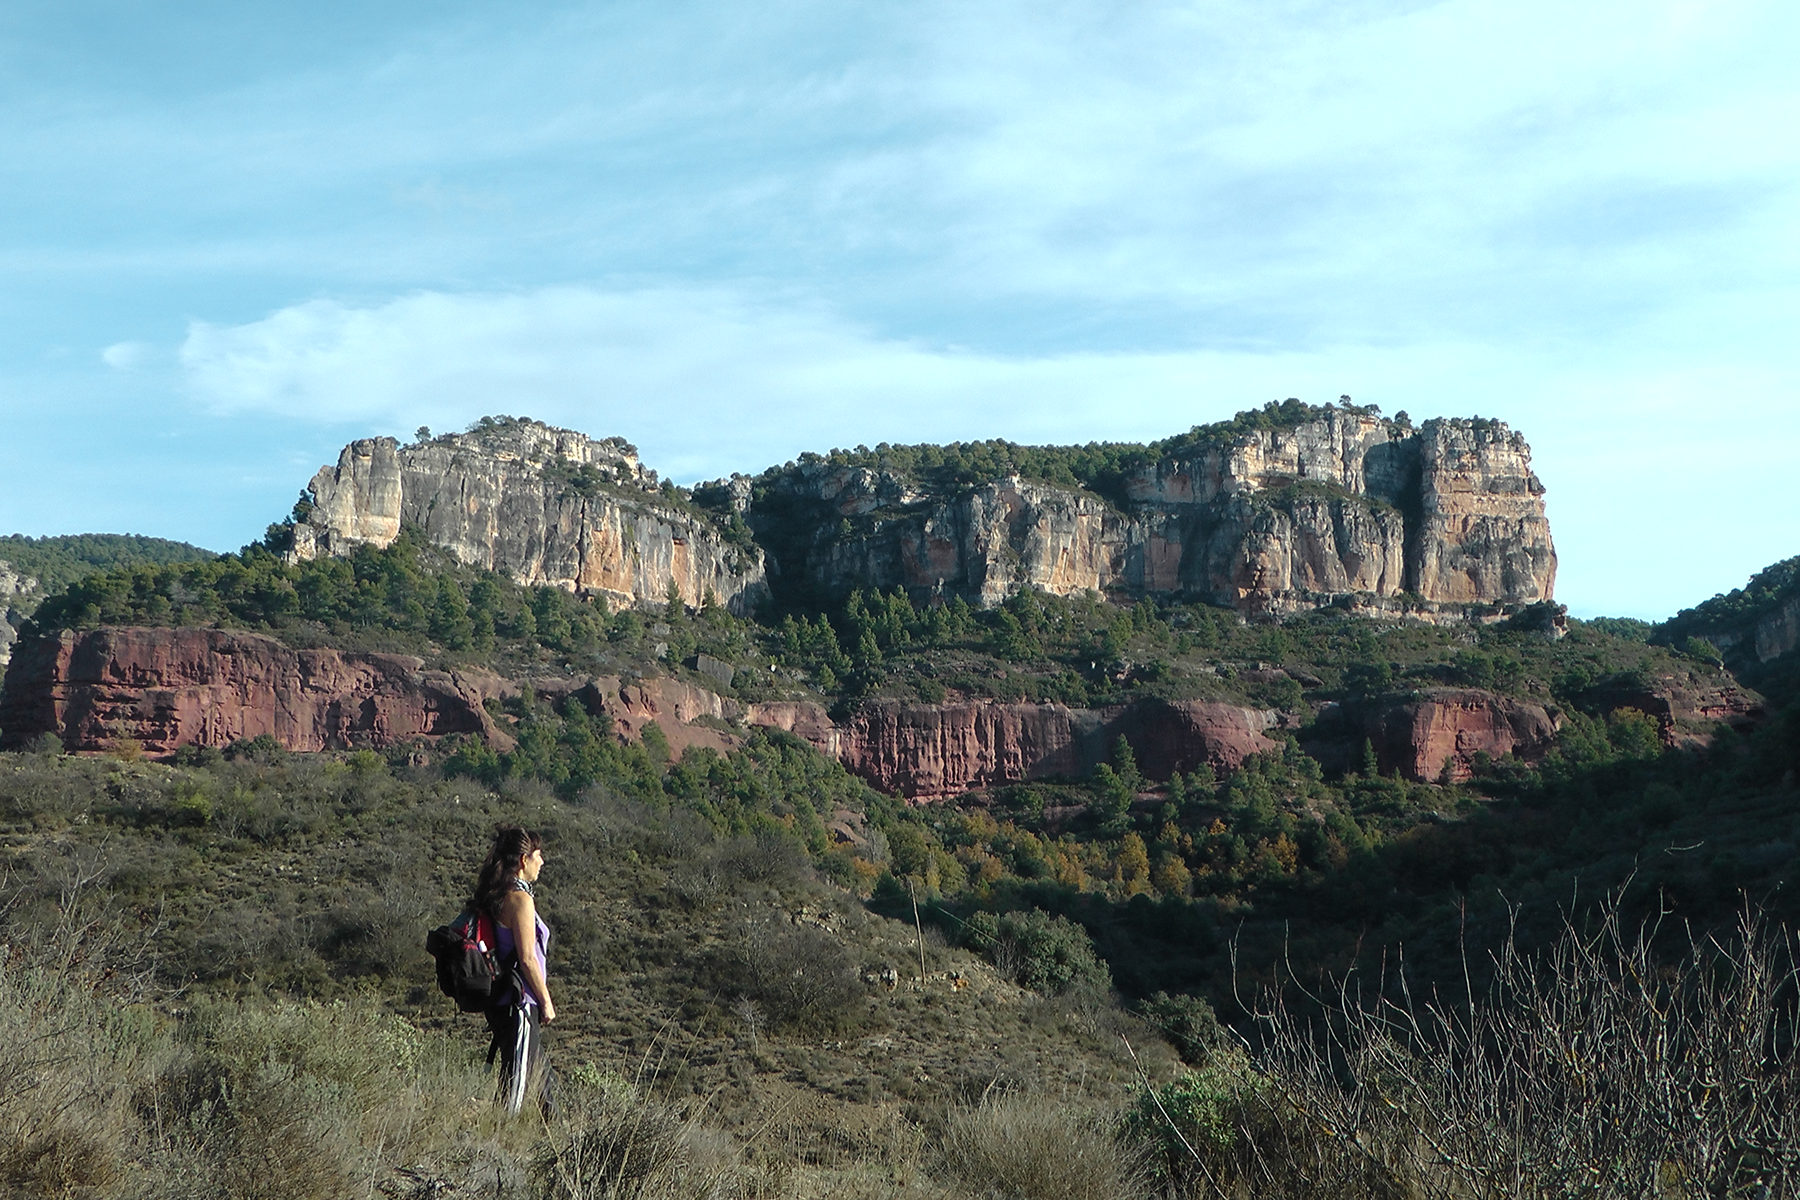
top-left (501, 892), bottom-right (556, 1022)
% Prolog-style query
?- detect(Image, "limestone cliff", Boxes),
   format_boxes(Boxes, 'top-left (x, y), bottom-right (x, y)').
top-left (752, 410), bottom-right (1555, 616)
top-left (291, 419), bottom-right (768, 614)
top-left (0, 558), bottom-right (36, 673)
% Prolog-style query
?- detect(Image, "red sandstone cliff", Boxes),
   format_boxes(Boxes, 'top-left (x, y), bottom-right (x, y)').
top-left (1367, 688), bottom-right (1561, 783)
top-left (748, 696), bottom-right (1281, 800)
top-left (1594, 673), bottom-right (1764, 748)
top-left (0, 627), bottom-right (512, 754)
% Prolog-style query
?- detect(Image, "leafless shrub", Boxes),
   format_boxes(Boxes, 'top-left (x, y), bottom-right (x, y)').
top-left (714, 830), bottom-right (809, 889)
top-left (699, 914), bottom-right (861, 1032)
top-left (1239, 896), bottom-right (1800, 1199)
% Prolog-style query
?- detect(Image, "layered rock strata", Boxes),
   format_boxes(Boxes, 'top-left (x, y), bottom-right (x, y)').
top-left (1363, 688), bottom-right (1561, 783)
top-left (0, 624), bottom-right (1281, 797)
top-left (0, 627), bottom-right (511, 754)
top-left (291, 420), bottom-right (768, 614)
top-left (748, 697), bottom-right (1281, 800)
top-left (1593, 673), bottom-right (1765, 748)
top-left (1303, 688), bottom-right (1563, 783)
top-left (755, 411), bottom-right (1555, 616)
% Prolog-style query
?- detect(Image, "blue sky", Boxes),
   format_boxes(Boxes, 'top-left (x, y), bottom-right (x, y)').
top-left (0, 0), bottom-right (1795, 619)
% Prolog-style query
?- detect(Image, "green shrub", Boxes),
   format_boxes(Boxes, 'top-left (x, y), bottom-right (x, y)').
top-left (1138, 990), bottom-right (1226, 1065)
top-left (961, 908), bottom-right (1111, 996)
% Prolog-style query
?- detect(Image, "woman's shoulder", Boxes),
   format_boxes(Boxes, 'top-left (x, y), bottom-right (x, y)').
top-left (497, 882), bottom-right (535, 914)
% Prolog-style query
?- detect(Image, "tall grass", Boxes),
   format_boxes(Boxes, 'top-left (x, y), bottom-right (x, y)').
top-left (935, 1091), bottom-right (1146, 1200)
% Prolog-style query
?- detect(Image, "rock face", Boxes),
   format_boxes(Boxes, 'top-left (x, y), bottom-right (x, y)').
top-left (0, 625), bottom-right (1273, 796)
top-left (1755, 598), bottom-right (1800, 663)
top-left (1305, 688), bottom-right (1563, 783)
top-left (0, 558), bottom-right (36, 673)
top-left (0, 627), bottom-right (510, 754)
top-left (1596, 673), bottom-right (1765, 748)
top-left (747, 697), bottom-right (1280, 800)
top-left (1364, 689), bottom-right (1562, 783)
top-left (292, 420), bottom-right (768, 614)
top-left (528, 673), bottom-right (745, 760)
top-left (754, 411), bottom-right (1555, 616)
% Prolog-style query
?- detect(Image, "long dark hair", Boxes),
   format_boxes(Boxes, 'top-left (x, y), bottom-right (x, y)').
top-left (473, 824), bottom-right (543, 914)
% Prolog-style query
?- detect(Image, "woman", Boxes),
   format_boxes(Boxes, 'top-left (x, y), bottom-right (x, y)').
top-left (472, 824), bottom-right (557, 1116)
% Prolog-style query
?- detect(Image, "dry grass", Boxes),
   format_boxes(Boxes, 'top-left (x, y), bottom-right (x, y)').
top-left (934, 1090), bottom-right (1147, 1200)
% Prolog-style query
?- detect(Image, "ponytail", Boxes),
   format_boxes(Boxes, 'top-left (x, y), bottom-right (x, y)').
top-left (473, 824), bottom-right (543, 913)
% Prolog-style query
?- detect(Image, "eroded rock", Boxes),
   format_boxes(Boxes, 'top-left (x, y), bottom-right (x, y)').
top-left (0, 627), bottom-right (510, 754)
top-left (756, 411), bottom-right (1555, 617)
top-left (291, 421), bottom-right (768, 614)
top-left (1367, 688), bottom-right (1561, 783)
top-left (747, 696), bottom-right (1280, 800)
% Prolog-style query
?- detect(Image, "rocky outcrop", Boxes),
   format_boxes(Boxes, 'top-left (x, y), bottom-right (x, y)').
top-left (1366, 689), bottom-right (1561, 783)
top-left (1305, 688), bottom-right (1562, 783)
top-left (291, 420), bottom-right (768, 614)
top-left (0, 558), bottom-right (36, 673)
top-left (529, 673), bottom-right (744, 759)
top-left (1595, 673), bottom-right (1765, 747)
top-left (0, 623), bottom-right (1273, 795)
top-left (1752, 598), bottom-right (1800, 663)
top-left (746, 696), bottom-right (1280, 800)
top-left (0, 627), bottom-right (510, 754)
top-left (754, 411), bottom-right (1555, 616)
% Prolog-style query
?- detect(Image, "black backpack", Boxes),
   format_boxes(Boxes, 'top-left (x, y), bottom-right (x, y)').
top-left (425, 908), bottom-right (500, 1013)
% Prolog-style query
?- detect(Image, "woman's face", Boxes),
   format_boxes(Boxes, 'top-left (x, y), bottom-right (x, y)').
top-left (518, 846), bottom-right (545, 883)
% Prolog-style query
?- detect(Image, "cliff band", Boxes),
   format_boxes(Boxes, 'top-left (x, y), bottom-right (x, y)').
top-left (291, 420), bottom-right (769, 615)
top-left (756, 411), bottom-right (1555, 615)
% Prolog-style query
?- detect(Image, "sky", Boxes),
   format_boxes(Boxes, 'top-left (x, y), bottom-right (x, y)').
top-left (0, 0), bottom-right (1795, 620)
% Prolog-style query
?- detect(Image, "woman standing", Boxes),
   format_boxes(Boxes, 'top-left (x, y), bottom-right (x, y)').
top-left (473, 824), bottom-right (557, 1116)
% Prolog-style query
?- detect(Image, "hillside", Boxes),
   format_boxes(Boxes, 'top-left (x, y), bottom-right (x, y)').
top-left (1656, 553), bottom-right (1800, 707)
top-left (0, 532), bottom-right (216, 669)
top-left (2, 411), bottom-right (1798, 1198)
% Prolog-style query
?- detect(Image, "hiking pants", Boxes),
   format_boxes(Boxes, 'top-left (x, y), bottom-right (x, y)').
top-left (487, 1001), bottom-right (553, 1117)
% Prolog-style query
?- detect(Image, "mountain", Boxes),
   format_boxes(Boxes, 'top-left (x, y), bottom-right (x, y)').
top-left (2, 410), bottom-right (1798, 1199)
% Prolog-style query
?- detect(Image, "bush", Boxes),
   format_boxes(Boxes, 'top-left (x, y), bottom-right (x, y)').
top-left (936, 1091), bottom-right (1145, 1200)
top-left (1250, 897), bottom-right (1800, 1199)
top-left (1138, 990), bottom-right (1226, 1065)
top-left (699, 915), bottom-right (863, 1032)
top-left (960, 908), bottom-right (1112, 996)
top-left (531, 1077), bottom-right (742, 1200)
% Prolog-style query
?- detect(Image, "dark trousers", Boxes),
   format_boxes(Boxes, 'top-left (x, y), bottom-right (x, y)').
top-left (487, 1001), bottom-right (554, 1117)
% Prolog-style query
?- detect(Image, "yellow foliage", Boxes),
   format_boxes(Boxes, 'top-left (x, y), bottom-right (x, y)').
top-left (1152, 853), bottom-right (1193, 898)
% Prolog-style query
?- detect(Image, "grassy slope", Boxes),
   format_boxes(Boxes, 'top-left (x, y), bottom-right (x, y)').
top-left (0, 748), bottom-right (1177, 1198)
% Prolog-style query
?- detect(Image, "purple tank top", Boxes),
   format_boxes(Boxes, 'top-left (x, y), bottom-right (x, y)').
top-left (494, 896), bottom-right (551, 1008)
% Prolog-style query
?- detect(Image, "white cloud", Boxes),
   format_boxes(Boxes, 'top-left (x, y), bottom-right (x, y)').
top-left (101, 341), bottom-right (153, 369)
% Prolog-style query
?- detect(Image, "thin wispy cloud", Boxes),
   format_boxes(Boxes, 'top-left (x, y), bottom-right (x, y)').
top-left (1, 0), bottom-right (1796, 618)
